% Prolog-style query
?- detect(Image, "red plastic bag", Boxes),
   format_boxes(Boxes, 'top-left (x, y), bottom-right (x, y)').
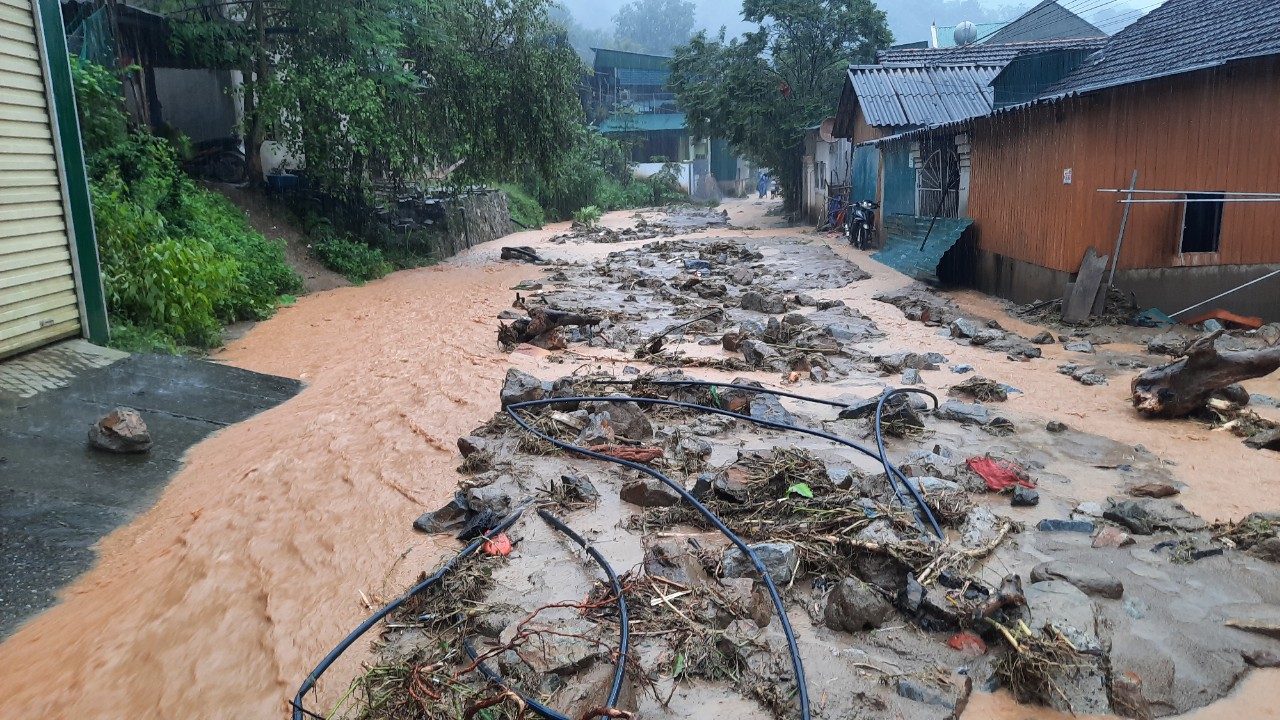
top-left (966, 456), bottom-right (1035, 492)
top-left (947, 632), bottom-right (987, 655)
top-left (483, 532), bottom-right (513, 556)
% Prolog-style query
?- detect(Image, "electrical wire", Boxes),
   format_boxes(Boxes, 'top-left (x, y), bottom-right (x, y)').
top-left (458, 508), bottom-right (631, 720)
top-left (290, 505), bottom-right (529, 720)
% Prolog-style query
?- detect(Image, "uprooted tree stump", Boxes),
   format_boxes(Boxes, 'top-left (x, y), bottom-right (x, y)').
top-left (499, 306), bottom-right (602, 348)
top-left (1131, 330), bottom-right (1280, 418)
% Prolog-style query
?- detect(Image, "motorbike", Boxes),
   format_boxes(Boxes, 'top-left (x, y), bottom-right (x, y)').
top-left (847, 200), bottom-right (879, 250)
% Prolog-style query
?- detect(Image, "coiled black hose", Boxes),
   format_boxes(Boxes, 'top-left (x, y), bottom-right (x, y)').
top-left (458, 508), bottom-right (630, 720)
top-left (582, 378), bottom-right (944, 538)
top-left (291, 506), bottom-right (528, 720)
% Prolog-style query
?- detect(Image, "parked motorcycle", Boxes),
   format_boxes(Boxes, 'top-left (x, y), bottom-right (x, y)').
top-left (847, 200), bottom-right (879, 250)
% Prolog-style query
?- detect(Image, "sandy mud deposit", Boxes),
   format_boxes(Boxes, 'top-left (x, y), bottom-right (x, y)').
top-left (295, 211), bottom-right (1280, 720)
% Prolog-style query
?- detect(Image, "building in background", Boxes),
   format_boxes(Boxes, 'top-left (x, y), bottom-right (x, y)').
top-left (850, 0), bottom-right (1280, 319)
top-left (589, 48), bottom-right (752, 198)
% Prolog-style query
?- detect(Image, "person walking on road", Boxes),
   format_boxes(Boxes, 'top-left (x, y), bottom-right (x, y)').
top-left (757, 171), bottom-right (769, 199)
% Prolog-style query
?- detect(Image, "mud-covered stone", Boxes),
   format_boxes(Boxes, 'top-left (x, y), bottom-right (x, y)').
top-left (1065, 340), bottom-right (1095, 353)
top-left (1038, 518), bottom-right (1095, 533)
top-left (824, 577), bottom-right (894, 631)
top-left (901, 368), bottom-right (923, 385)
top-left (970, 329), bottom-right (1005, 346)
top-left (749, 393), bottom-right (797, 425)
top-left (741, 339), bottom-right (785, 369)
top-left (961, 507), bottom-right (1001, 549)
top-left (1031, 331), bottom-right (1056, 344)
top-left (938, 400), bottom-right (989, 425)
top-left (457, 435), bottom-right (489, 457)
top-left (645, 539), bottom-right (709, 587)
top-left (88, 408), bottom-right (152, 453)
top-left (465, 484), bottom-right (512, 515)
top-left (620, 476), bottom-right (681, 507)
top-left (1147, 332), bottom-right (1188, 356)
top-left (558, 473), bottom-right (599, 503)
top-left (1047, 420), bottom-right (1069, 433)
top-left (1092, 527), bottom-right (1134, 548)
top-left (500, 369), bottom-right (546, 407)
top-left (583, 396), bottom-right (653, 441)
top-left (1012, 486), bottom-right (1040, 507)
top-left (722, 542), bottom-right (798, 584)
top-left (740, 290), bottom-right (786, 314)
top-left (1104, 498), bottom-right (1207, 535)
top-left (413, 492), bottom-right (470, 534)
top-left (1031, 561), bottom-right (1124, 599)
top-left (949, 318), bottom-right (979, 338)
top-left (856, 519), bottom-right (902, 545)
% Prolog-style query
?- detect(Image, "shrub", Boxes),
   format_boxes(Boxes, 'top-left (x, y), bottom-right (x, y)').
top-left (499, 184), bottom-right (545, 229)
top-left (309, 223), bottom-right (393, 283)
top-left (572, 205), bottom-right (602, 226)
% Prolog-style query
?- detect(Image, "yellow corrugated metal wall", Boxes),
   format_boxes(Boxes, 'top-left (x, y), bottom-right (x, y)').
top-left (0, 0), bottom-right (82, 358)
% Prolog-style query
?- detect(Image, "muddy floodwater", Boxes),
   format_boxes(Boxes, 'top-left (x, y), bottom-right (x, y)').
top-left (0, 200), bottom-right (1278, 719)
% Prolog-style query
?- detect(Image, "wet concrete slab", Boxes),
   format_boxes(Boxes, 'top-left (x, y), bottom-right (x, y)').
top-left (0, 352), bottom-right (302, 638)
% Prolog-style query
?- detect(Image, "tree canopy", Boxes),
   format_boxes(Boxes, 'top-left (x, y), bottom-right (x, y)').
top-left (167, 0), bottom-right (586, 195)
top-left (668, 0), bottom-right (891, 208)
top-left (613, 0), bottom-right (696, 55)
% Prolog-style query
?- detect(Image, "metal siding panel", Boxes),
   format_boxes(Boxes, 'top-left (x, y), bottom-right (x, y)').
top-left (0, 0), bottom-right (83, 357)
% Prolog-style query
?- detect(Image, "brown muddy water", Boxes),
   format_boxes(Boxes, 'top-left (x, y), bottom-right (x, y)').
top-left (0, 199), bottom-right (1277, 719)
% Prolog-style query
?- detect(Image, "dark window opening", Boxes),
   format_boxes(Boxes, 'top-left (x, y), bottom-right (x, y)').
top-left (1181, 193), bottom-right (1224, 254)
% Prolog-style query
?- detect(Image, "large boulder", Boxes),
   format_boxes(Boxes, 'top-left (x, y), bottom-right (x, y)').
top-left (88, 407), bottom-right (152, 453)
top-left (583, 396), bottom-right (654, 441)
top-left (1103, 498), bottom-right (1207, 535)
top-left (1023, 580), bottom-right (1111, 716)
top-left (740, 290), bottom-right (787, 314)
top-left (620, 476), bottom-right (682, 507)
top-left (1030, 561), bottom-right (1123, 599)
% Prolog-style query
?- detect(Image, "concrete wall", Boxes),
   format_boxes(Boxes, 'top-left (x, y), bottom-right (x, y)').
top-left (970, 250), bottom-right (1280, 321)
top-left (394, 191), bottom-right (512, 259)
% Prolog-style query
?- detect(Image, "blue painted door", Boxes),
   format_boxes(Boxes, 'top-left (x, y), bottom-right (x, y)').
top-left (852, 146), bottom-right (879, 203)
top-left (882, 144), bottom-right (916, 217)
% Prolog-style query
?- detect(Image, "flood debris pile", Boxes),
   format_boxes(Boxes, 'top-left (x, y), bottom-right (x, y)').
top-left (496, 234), bottom-right (887, 380)
top-left (295, 368), bottom-right (1280, 720)
top-left (548, 208), bottom-right (731, 245)
top-left (874, 284), bottom-right (1044, 361)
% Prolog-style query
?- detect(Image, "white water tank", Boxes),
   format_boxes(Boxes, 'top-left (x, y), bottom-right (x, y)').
top-left (954, 21), bottom-right (978, 46)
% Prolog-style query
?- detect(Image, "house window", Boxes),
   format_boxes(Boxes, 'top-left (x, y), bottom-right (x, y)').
top-left (1181, 193), bottom-right (1224, 254)
top-left (917, 137), bottom-right (960, 218)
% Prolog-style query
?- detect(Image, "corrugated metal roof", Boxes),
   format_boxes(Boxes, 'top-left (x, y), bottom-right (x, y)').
top-left (598, 112), bottom-right (686, 134)
top-left (617, 68), bottom-right (669, 87)
top-left (876, 37), bottom-right (1106, 66)
top-left (1047, 0), bottom-right (1280, 96)
top-left (848, 64), bottom-right (1002, 127)
top-left (934, 22), bottom-right (1009, 48)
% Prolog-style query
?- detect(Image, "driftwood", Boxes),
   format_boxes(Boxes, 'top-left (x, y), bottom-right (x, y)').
top-left (498, 306), bottom-right (602, 347)
top-left (500, 246), bottom-right (542, 263)
top-left (1131, 330), bottom-right (1280, 418)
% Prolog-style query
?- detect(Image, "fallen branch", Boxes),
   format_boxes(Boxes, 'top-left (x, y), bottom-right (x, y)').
top-left (499, 306), bottom-right (604, 347)
top-left (1131, 330), bottom-right (1280, 417)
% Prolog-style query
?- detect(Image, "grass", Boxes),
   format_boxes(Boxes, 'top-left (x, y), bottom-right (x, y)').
top-left (498, 184), bottom-right (546, 229)
top-left (107, 319), bottom-right (185, 354)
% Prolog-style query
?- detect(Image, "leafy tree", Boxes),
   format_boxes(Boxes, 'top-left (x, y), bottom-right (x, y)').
top-left (669, 0), bottom-right (892, 210)
top-left (613, 0), bottom-right (695, 55)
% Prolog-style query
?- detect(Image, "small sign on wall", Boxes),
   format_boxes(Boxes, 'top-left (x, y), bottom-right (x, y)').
top-left (1063, 168), bottom-right (1073, 185)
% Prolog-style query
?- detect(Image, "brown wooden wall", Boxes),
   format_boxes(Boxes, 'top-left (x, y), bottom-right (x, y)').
top-left (967, 56), bottom-right (1280, 272)
top-left (852, 111), bottom-right (889, 145)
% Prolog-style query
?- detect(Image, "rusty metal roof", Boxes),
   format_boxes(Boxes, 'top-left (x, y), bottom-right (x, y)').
top-left (848, 64), bottom-right (1003, 127)
top-left (876, 37), bottom-right (1106, 66)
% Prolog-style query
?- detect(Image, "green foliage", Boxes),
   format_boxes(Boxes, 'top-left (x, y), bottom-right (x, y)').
top-left (72, 56), bottom-right (301, 349)
top-left (669, 0), bottom-right (892, 209)
top-left (572, 205), bottom-right (603, 226)
top-left (500, 184), bottom-right (546, 229)
top-left (526, 126), bottom-right (634, 219)
top-left (648, 161), bottom-right (686, 205)
top-left (106, 320), bottom-right (183, 355)
top-left (613, 0), bottom-right (696, 55)
top-left (307, 221), bottom-right (393, 283)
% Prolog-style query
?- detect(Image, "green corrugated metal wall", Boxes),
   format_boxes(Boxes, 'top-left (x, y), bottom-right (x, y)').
top-left (882, 143), bottom-right (916, 217)
top-left (852, 146), bottom-right (878, 203)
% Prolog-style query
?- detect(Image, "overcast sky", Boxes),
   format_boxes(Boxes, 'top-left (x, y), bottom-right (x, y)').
top-left (557, 0), bottom-right (1168, 46)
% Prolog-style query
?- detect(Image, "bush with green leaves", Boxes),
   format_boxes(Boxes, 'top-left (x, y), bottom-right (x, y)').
top-left (306, 221), bottom-right (393, 283)
top-left (572, 205), bottom-right (602, 226)
top-left (499, 184), bottom-right (546, 229)
top-left (72, 57), bottom-right (301, 349)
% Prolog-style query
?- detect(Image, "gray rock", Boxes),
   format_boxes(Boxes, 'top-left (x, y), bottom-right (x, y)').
top-left (1024, 581), bottom-right (1110, 715)
top-left (513, 279), bottom-right (543, 290)
top-left (1075, 501), bottom-right (1104, 517)
top-left (763, 316), bottom-right (784, 343)
top-left (1012, 486), bottom-right (1041, 507)
top-left (728, 267), bottom-right (755, 286)
top-left (1248, 537), bottom-right (1280, 563)
top-left (961, 506), bottom-right (1001, 549)
top-left (620, 476), bottom-right (682, 507)
top-left (795, 292), bottom-right (817, 306)
top-left (1064, 340), bottom-right (1095, 353)
top-left (722, 542), bottom-right (798, 584)
top-left (88, 407), bottom-right (152, 453)
top-left (901, 368), bottom-right (923, 385)
top-left (558, 474), bottom-right (599, 503)
top-left (695, 282), bottom-right (727, 299)
top-left (1244, 427), bottom-right (1280, 450)
top-left (907, 476), bottom-right (963, 493)
top-left (740, 290), bottom-right (786, 314)
top-left (645, 539), bottom-right (709, 587)
top-left (413, 493), bottom-right (470, 534)
top-left (1078, 373), bottom-right (1107, 386)
top-left (500, 369), bottom-right (546, 407)
top-left (741, 339), bottom-right (784, 369)
top-left (1031, 331), bottom-right (1056, 344)
top-left (950, 363), bottom-right (975, 374)
top-left (877, 351), bottom-right (939, 373)
top-left (782, 312), bottom-right (812, 327)
top-left (924, 352), bottom-right (949, 364)
top-left (498, 309), bottom-right (524, 320)
top-left (856, 519), bottom-right (902, 545)
top-left (1047, 420), bottom-right (1069, 433)
top-left (457, 436), bottom-right (489, 457)
top-left (1147, 332), bottom-right (1188, 356)
top-left (465, 484), bottom-right (512, 515)
top-left (938, 400), bottom-right (989, 425)
top-left (1031, 561), bottom-right (1124, 599)
top-left (749, 393), bottom-right (797, 426)
top-left (575, 413), bottom-right (614, 446)
top-left (739, 319), bottom-right (766, 337)
top-left (895, 677), bottom-right (958, 710)
top-left (816, 298), bottom-right (846, 310)
top-left (824, 578), bottom-right (894, 631)
top-left (809, 366), bottom-right (829, 383)
top-left (583, 396), bottom-right (654, 441)
top-left (516, 617), bottom-right (604, 676)
top-left (826, 466), bottom-right (853, 489)
top-left (970, 328), bottom-right (1005, 346)
top-left (1037, 518), bottom-right (1096, 533)
top-left (1251, 394), bottom-right (1280, 409)
top-left (1103, 498), bottom-right (1207, 535)
top-left (949, 318), bottom-right (980, 338)
top-left (1202, 319), bottom-right (1225, 332)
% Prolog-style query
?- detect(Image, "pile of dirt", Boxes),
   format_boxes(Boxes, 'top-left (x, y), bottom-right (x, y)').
top-left (216, 185), bottom-right (349, 293)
